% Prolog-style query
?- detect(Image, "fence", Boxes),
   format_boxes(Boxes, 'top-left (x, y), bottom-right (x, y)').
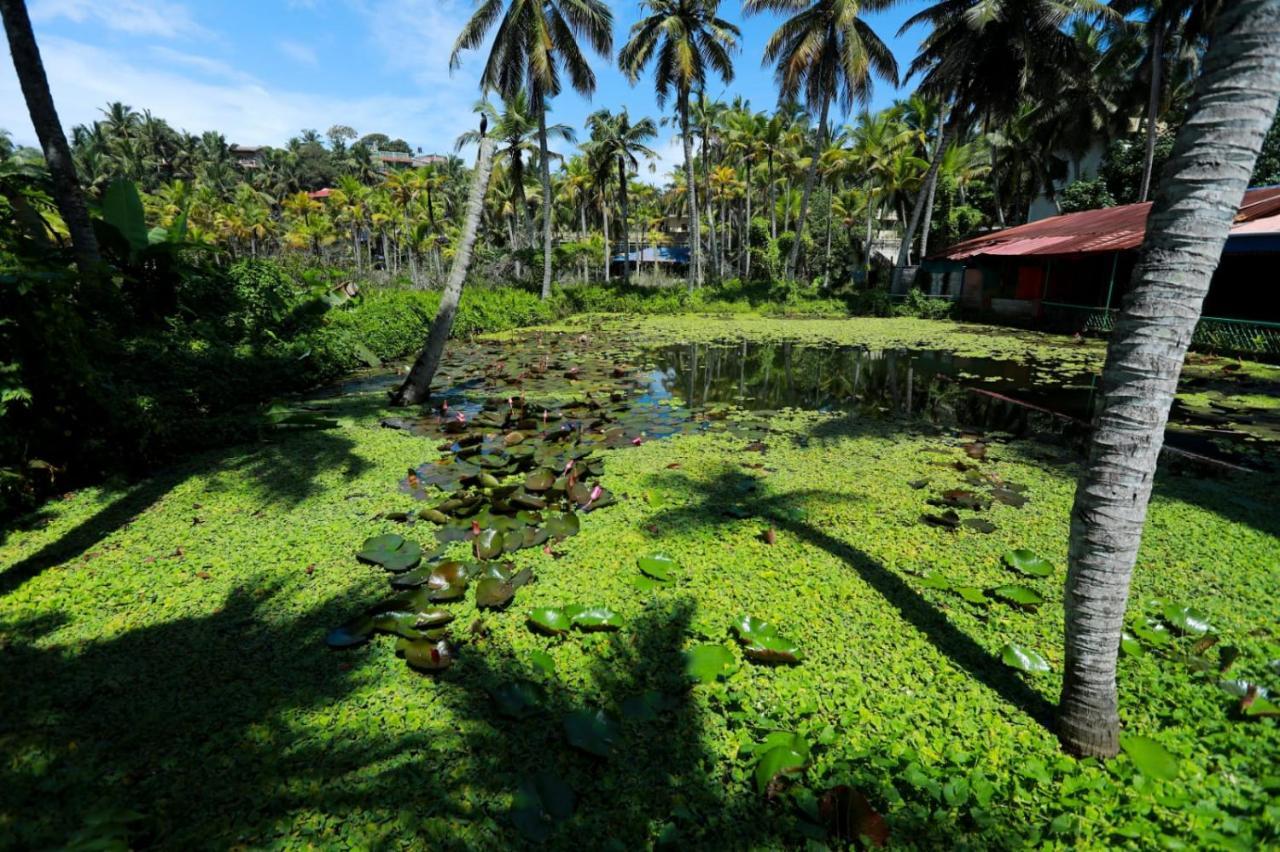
top-left (1041, 301), bottom-right (1280, 357)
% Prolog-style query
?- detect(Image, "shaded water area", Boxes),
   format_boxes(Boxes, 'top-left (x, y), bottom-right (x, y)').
top-left (641, 341), bottom-right (1279, 469)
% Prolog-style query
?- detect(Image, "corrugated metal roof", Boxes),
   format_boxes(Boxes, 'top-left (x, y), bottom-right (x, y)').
top-left (935, 187), bottom-right (1280, 260)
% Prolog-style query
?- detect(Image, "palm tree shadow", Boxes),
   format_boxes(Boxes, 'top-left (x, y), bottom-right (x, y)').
top-left (0, 583), bottom-right (781, 848)
top-left (646, 467), bottom-right (1057, 732)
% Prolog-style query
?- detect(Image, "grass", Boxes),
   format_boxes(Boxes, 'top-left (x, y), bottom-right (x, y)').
top-left (2, 317), bottom-right (1279, 850)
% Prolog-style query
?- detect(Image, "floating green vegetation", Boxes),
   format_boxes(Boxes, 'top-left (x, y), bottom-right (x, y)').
top-left (2, 321), bottom-right (1279, 850)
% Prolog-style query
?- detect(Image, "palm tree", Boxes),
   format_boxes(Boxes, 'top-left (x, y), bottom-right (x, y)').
top-left (724, 109), bottom-right (765, 278)
top-left (0, 0), bottom-right (101, 284)
top-left (393, 113), bottom-right (498, 406)
top-left (585, 108), bottom-right (658, 284)
top-left (745, 0), bottom-right (898, 281)
top-left (620, 0), bottom-right (740, 290)
top-left (450, 0), bottom-right (613, 300)
top-left (894, 0), bottom-right (1103, 287)
top-left (1060, 0), bottom-right (1280, 758)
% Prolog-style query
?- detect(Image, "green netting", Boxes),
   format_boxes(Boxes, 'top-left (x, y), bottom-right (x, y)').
top-left (1041, 301), bottom-right (1280, 356)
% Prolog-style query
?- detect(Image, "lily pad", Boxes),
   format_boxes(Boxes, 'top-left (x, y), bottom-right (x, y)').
top-left (918, 572), bottom-right (952, 591)
top-left (356, 534), bottom-right (423, 573)
top-left (546, 512), bottom-right (580, 540)
top-left (491, 681), bottom-right (540, 718)
top-left (820, 785), bottom-right (889, 847)
top-left (565, 605), bottom-right (623, 632)
top-left (1162, 603), bottom-right (1212, 636)
top-left (991, 584), bottom-right (1045, 608)
top-left (474, 528), bottom-right (505, 560)
top-left (1132, 618), bottom-right (1172, 646)
top-left (637, 552), bottom-right (678, 581)
top-left (620, 690), bottom-right (676, 721)
top-left (563, 708), bottom-right (620, 758)
top-left (685, 643), bottom-right (737, 683)
top-left (1002, 549), bottom-right (1054, 578)
top-left (475, 577), bottom-right (516, 609)
top-left (528, 607), bottom-right (573, 635)
top-left (1120, 631), bottom-right (1144, 657)
top-left (325, 614), bottom-right (375, 649)
top-left (511, 772), bottom-right (575, 842)
top-left (963, 518), bottom-right (996, 534)
top-left (525, 469), bottom-right (555, 492)
top-left (734, 615), bottom-right (803, 664)
top-left (999, 642), bottom-right (1051, 673)
top-left (955, 586), bottom-right (989, 605)
top-left (754, 731), bottom-right (810, 795)
top-left (1120, 734), bottom-right (1180, 780)
top-left (921, 510), bottom-right (961, 530)
top-left (395, 637), bottom-right (455, 671)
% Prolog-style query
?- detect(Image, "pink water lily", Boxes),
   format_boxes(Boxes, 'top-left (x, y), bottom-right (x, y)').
top-left (631, 436), bottom-right (644, 446)
top-left (584, 484), bottom-right (603, 508)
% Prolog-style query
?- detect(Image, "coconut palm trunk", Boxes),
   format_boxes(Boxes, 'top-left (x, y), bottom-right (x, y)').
top-left (392, 133), bottom-right (496, 406)
top-left (919, 113), bottom-right (945, 259)
top-left (787, 98), bottom-right (828, 281)
top-left (893, 121), bottom-right (954, 291)
top-left (680, 92), bottom-right (702, 290)
top-left (1139, 26), bottom-right (1165, 203)
top-left (618, 154), bottom-right (631, 286)
top-left (538, 105), bottom-right (555, 300)
top-left (767, 152), bottom-right (777, 240)
top-left (1058, 0), bottom-right (1280, 758)
top-left (0, 0), bottom-right (100, 284)
top-left (743, 158), bottom-right (753, 279)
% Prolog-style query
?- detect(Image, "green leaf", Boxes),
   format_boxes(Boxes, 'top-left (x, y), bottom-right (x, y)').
top-left (565, 605), bottom-right (623, 632)
top-left (1132, 618), bottom-right (1172, 646)
top-left (1002, 549), bottom-right (1054, 578)
top-left (395, 637), bottom-right (455, 671)
top-left (620, 690), bottom-right (675, 721)
top-left (474, 577), bottom-right (516, 609)
top-left (918, 572), bottom-right (952, 590)
top-left (1120, 735), bottom-right (1180, 780)
top-left (356, 534), bottom-right (423, 573)
top-left (102, 179), bottom-right (150, 253)
top-left (991, 584), bottom-right (1044, 608)
top-left (1120, 631), bottom-right (1144, 658)
top-left (530, 649), bottom-right (556, 675)
top-left (999, 642), bottom-right (1050, 673)
top-left (491, 681), bottom-right (540, 719)
top-left (734, 615), bottom-right (803, 664)
top-left (955, 586), bottom-right (989, 605)
top-left (637, 552), bottom-right (678, 581)
top-left (528, 607), bottom-right (572, 635)
top-left (546, 512), bottom-right (580, 540)
top-left (511, 772), bottom-right (575, 842)
top-left (563, 708), bottom-right (620, 758)
top-left (474, 528), bottom-right (505, 560)
top-left (754, 732), bottom-right (810, 794)
top-left (1162, 603), bottom-right (1212, 636)
top-left (325, 614), bottom-right (375, 649)
top-left (684, 644), bottom-right (737, 683)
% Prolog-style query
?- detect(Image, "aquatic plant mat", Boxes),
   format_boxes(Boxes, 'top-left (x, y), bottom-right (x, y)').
top-left (2, 317), bottom-right (1278, 849)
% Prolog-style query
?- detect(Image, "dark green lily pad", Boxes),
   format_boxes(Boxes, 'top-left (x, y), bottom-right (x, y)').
top-left (475, 577), bottom-right (516, 609)
top-left (929, 490), bottom-right (988, 510)
top-left (1003, 549), bottom-right (1053, 578)
top-left (620, 690), bottom-right (676, 721)
top-left (629, 575), bottom-right (665, 592)
top-left (921, 511), bottom-right (961, 530)
top-left (511, 772), bottom-right (575, 842)
top-left (1120, 631), bottom-right (1144, 657)
top-left (525, 469), bottom-right (555, 492)
top-left (563, 708), bottom-right (619, 758)
top-left (426, 561), bottom-right (471, 601)
top-left (491, 680), bottom-right (540, 718)
top-left (991, 487), bottom-right (1029, 508)
top-left (918, 572), bottom-right (952, 591)
top-left (734, 615), bottom-right (803, 664)
top-left (685, 643), bottom-right (737, 683)
top-left (963, 518), bottom-right (996, 534)
top-left (1132, 618), bottom-right (1172, 646)
top-left (528, 607), bottom-right (573, 635)
top-left (474, 528), bottom-right (505, 560)
top-left (356, 534), bottom-right (423, 572)
top-left (546, 512), bottom-right (580, 540)
top-left (999, 642), bottom-right (1050, 673)
top-left (637, 552), bottom-right (678, 581)
top-left (991, 584), bottom-right (1045, 608)
top-left (326, 614), bottom-right (375, 649)
top-left (955, 586), bottom-right (988, 605)
top-left (754, 731), bottom-right (810, 795)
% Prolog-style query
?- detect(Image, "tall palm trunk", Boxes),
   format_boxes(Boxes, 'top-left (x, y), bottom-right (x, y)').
top-left (787, 98), bottom-right (829, 280)
top-left (0, 0), bottom-right (100, 285)
top-left (618, 154), bottom-right (631, 286)
top-left (743, 158), bottom-right (753, 279)
top-left (393, 133), bottom-right (496, 406)
top-left (601, 201), bottom-right (611, 282)
top-left (767, 152), bottom-right (777, 240)
top-left (702, 128), bottom-right (719, 281)
top-left (893, 121), bottom-right (954, 291)
top-left (1139, 26), bottom-right (1166, 203)
top-left (1058, 0), bottom-right (1280, 758)
top-left (919, 112), bottom-right (945, 259)
top-left (680, 92), bottom-right (702, 290)
top-left (822, 187), bottom-right (833, 290)
top-left (537, 102), bottom-right (554, 300)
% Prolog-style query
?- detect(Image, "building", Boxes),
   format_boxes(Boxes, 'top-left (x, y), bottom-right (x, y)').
top-left (371, 148), bottom-right (448, 171)
top-left (922, 186), bottom-right (1280, 354)
top-left (230, 144), bottom-right (265, 169)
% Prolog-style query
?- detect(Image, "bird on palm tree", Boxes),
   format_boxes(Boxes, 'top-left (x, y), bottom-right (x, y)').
top-left (450, 0), bottom-right (613, 300)
top-left (584, 108), bottom-right (658, 285)
top-left (620, 0), bottom-right (740, 291)
top-left (744, 0), bottom-right (898, 282)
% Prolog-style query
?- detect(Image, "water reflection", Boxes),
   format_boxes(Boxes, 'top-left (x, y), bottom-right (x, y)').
top-left (646, 342), bottom-right (1269, 467)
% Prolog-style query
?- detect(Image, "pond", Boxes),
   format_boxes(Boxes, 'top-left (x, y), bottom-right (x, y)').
top-left (351, 332), bottom-right (1276, 471)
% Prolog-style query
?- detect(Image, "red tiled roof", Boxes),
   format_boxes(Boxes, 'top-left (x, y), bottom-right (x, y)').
top-left (935, 186), bottom-right (1280, 260)
top-left (308, 188), bottom-right (331, 199)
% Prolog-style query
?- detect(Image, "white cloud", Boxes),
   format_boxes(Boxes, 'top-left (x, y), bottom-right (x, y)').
top-left (148, 46), bottom-right (253, 83)
top-left (29, 0), bottom-right (205, 39)
top-left (357, 0), bottom-right (481, 90)
top-left (278, 40), bottom-right (319, 67)
top-left (0, 36), bottom-right (477, 157)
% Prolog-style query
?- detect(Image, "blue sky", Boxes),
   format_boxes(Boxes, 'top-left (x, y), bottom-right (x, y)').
top-left (0, 0), bottom-right (929, 180)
